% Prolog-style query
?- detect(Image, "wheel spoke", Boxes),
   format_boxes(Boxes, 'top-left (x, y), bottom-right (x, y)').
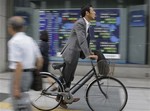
top-left (29, 72), bottom-right (63, 111)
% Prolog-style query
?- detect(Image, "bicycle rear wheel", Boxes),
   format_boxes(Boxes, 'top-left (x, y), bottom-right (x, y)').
top-left (86, 76), bottom-right (128, 111)
top-left (29, 72), bottom-right (63, 111)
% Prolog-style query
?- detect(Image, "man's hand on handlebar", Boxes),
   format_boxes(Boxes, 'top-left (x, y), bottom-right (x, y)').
top-left (88, 54), bottom-right (98, 60)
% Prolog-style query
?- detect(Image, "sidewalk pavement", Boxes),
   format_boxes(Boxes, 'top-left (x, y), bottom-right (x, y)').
top-left (0, 72), bottom-right (150, 88)
top-left (0, 72), bottom-right (150, 111)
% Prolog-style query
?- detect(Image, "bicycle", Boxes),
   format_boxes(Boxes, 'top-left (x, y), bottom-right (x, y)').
top-left (29, 59), bottom-right (128, 111)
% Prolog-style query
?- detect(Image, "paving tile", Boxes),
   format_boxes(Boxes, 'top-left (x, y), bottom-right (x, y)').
top-left (0, 93), bottom-right (9, 101)
top-left (0, 102), bottom-right (81, 111)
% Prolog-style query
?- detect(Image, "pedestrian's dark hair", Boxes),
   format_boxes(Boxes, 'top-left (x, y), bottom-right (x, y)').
top-left (40, 30), bottom-right (49, 42)
top-left (81, 4), bottom-right (92, 17)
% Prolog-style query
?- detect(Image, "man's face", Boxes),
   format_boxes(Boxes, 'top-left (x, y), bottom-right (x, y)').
top-left (87, 7), bottom-right (96, 20)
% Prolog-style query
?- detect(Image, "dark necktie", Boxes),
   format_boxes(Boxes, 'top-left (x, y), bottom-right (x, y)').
top-left (79, 26), bottom-right (91, 59)
top-left (87, 26), bottom-right (91, 47)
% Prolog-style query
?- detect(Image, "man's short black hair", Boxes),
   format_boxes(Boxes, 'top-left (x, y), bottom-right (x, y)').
top-left (81, 4), bottom-right (92, 17)
top-left (40, 30), bottom-right (49, 42)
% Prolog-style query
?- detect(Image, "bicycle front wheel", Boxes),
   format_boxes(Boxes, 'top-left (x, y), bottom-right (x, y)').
top-left (29, 72), bottom-right (63, 111)
top-left (86, 76), bottom-right (128, 111)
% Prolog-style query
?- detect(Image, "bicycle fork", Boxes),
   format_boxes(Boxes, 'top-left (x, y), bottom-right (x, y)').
top-left (96, 79), bottom-right (108, 99)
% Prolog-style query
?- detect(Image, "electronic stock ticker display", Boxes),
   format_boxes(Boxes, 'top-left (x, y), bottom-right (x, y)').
top-left (39, 9), bottom-right (120, 61)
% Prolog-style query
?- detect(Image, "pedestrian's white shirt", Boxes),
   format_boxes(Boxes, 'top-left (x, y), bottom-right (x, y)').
top-left (8, 32), bottom-right (42, 69)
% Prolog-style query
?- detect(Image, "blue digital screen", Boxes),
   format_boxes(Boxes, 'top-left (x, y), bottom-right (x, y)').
top-left (130, 10), bottom-right (145, 27)
top-left (39, 9), bottom-right (120, 61)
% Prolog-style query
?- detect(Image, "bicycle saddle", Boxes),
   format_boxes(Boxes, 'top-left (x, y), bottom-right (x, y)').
top-left (52, 63), bottom-right (65, 70)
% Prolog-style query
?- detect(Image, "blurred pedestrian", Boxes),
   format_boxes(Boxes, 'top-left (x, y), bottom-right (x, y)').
top-left (39, 30), bottom-right (57, 91)
top-left (39, 30), bottom-right (49, 72)
top-left (7, 16), bottom-right (43, 111)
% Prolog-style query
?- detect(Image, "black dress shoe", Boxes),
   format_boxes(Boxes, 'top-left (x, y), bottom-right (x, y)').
top-left (56, 96), bottom-right (68, 109)
top-left (59, 101), bottom-right (68, 109)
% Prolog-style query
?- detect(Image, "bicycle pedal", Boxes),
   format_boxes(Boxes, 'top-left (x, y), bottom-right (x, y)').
top-left (65, 88), bottom-right (70, 92)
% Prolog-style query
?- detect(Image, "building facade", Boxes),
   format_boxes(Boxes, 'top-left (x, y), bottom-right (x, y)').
top-left (0, 0), bottom-right (150, 78)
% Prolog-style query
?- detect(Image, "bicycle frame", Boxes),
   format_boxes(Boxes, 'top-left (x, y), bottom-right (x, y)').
top-left (70, 60), bottom-right (99, 94)
top-left (44, 60), bottom-right (108, 98)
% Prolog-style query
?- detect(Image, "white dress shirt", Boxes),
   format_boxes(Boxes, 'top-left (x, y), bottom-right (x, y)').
top-left (83, 17), bottom-right (91, 37)
top-left (8, 32), bottom-right (42, 69)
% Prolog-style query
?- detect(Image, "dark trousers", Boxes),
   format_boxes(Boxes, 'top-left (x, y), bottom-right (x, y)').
top-left (42, 60), bottom-right (49, 72)
top-left (62, 59), bottom-right (78, 88)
